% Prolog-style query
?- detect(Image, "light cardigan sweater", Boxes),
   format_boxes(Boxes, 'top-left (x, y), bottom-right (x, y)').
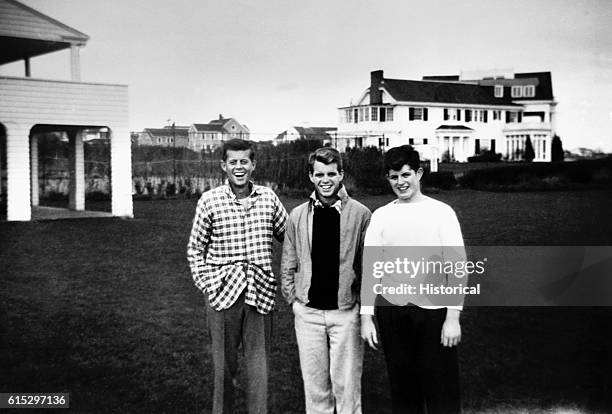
top-left (360, 195), bottom-right (466, 315)
top-left (280, 186), bottom-right (371, 310)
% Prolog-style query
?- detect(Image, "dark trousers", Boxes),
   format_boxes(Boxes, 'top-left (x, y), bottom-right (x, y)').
top-left (207, 294), bottom-right (272, 414)
top-left (376, 305), bottom-right (461, 414)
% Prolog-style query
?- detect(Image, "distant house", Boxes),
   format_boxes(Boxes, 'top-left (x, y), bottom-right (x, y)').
top-left (134, 126), bottom-right (189, 147)
top-left (0, 0), bottom-right (132, 221)
top-left (188, 115), bottom-right (249, 152)
top-left (337, 69), bottom-right (557, 162)
top-left (274, 126), bottom-right (337, 146)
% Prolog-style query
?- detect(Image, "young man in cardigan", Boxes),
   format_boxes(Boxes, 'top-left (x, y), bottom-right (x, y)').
top-left (281, 147), bottom-right (371, 414)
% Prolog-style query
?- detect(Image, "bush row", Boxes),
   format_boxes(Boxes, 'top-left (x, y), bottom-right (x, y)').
top-left (458, 157), bottom-right (612, 191)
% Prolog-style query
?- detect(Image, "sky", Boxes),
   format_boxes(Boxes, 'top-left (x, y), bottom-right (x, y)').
top-left (3, 0), bottom-right (612, 151)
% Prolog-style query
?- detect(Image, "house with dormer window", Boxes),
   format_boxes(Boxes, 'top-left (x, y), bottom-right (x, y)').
top-left (135, 126), bottom-right (189, 147)
top-left (187, 115), bottom-right (249, 152)
top-left (337, 69), bottom-right (556, 162)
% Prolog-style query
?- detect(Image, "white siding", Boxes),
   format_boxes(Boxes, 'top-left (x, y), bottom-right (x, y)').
top-left (0, 77), bottom-right (128, 125)
top-left (0, 76), bottom-right (132, 220)
top-left (5, 124), bottom-right (31, 220)
top-left (110, 127), bottom-right (133, 218)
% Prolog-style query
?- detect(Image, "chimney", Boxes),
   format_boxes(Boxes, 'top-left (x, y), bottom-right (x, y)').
top-left (219, 114), bottom-right (223, 120)
top-left (370, 70), bottom-right (383, 105)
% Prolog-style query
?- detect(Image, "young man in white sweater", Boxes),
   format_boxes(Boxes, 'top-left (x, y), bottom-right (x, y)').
top-left (360, 145), bottom-right (464, 414)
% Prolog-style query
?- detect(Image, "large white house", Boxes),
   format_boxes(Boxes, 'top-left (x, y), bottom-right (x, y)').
top-left (337, 69), bottom-right (557, 162)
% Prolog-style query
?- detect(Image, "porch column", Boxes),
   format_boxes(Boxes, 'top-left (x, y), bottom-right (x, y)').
top-left (68, 130), bottom-right (85, 211)
top-left (6, 124), bottom-right (32, 221)
top-left (109, 126), bottom-right (133, 218)
top-left (70, 44), bottom-right (81, 82)
top-left (30, 134), bottom-right (39, 206)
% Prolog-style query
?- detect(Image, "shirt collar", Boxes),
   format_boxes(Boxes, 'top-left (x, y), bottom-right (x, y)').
top-left (223, 180), bottom-right (260, 200)
top-left (309, 185), bottom-right (349, 213)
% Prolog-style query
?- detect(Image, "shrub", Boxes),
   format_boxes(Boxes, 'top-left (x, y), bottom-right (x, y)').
top-left (458, 157), bottom-right (612, 191)
top-left (524, 137), bottom-right (535, 162)
top-left (423, 171), bottom-right (456, 190)
top-left (86, 191), bottom-right (110, 201)
top-left (468, 150), bottom-right (502, 163)
top-left (551, 135), bottom-right (564, 162)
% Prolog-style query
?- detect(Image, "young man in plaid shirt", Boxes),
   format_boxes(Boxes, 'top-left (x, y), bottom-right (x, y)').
top-left (187, 139), bottom-right (287, 414)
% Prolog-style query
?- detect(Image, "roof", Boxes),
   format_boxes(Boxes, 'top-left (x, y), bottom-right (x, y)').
top-left (0, 0), bottom-right (89, 64)
top-left (514, 72), bottom-right (554, 100)
top-left (422, 75), bottom-right (460, 81)
top-left (192, 123), bottom-right (226, 133)
top-left (423, 71), bottom-right (554, 101)
top-left (276, 126), bottom-right (337, 141)
top-left (436, 125), bottom-right (474, 131)
top-left (144, 127), bottom-right (189, 137)
top-left (380, 78), bottom-right (518, 106)
top-left (192, 117), bottom-right (248, 133)
top-left (295, 126), bottom-right (336, 139)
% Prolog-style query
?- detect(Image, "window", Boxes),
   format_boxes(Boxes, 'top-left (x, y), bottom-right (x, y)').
top-left (371, 107), bottom-right (378, 121)
top-left (345, 109), bottom-right (352, 123)
top-left (423, 138), bottom-right (428, 145)
top-left (465, 109), bottom-right (472, 122)
top-left (353, 109), bottom-right (358, 123)
top-left (494, 85), bottom-right (504, 98)
top-left (511, 85), bottom-right (523, 98)
top-left (444, 108), bottom-right (460, 121)
top-left (358, 108), bottom-right (364, 122)
top-left (477, 110), bottom-right (488, 123)
top-left (444, 108), bottom-right (461, 121)
top-left (493, 110), bottom-right (501, 120)
top-left (386, 107), bottom-right (394, 121)
top-left (409, 138), bottom-right (414, 145)
top-left (506, 111), bottom-right (522, 123)
top-left (364, 107), bottom-right (370, 122)
top-left (409, 107), bottom-right (428, 121)
top-left (523, 85), bottom-right (535, 97)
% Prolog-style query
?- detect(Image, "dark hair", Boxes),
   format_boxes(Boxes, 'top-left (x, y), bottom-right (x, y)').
top-left (222, 139), bottom-right (255, 161)
top-left (383, 145), bottom-right (420, 173)
top-left (308, 147), bottom-right (343, 173)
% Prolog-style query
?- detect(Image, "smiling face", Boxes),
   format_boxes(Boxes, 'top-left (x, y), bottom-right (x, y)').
top-left (387, 164), bottom-right (423, 203)
top-left (309, 160), bottom-right (344, 204)
top-left (221, 149), bottom-right (255, 191)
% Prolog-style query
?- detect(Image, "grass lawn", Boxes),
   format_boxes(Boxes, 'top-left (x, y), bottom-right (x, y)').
top-left (1, 189), bottom-right (612, 413)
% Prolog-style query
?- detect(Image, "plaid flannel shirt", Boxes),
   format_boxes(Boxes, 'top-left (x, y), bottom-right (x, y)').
top-left (187, 182), bottom-right (287, 314)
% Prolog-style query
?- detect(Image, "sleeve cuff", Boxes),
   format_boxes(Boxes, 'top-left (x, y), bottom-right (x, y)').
top-left (360, 305), bottom-right (375, 315)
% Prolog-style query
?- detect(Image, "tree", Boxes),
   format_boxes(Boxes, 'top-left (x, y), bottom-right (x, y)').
top-left (524, 136), bottom-right (535, 162)
top-left (551, 135), bottom-right (564, 162)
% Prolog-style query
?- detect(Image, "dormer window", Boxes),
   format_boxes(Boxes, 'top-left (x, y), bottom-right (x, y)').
top-left (511, 85), bottom-right (523, 98)
top-left (494, 85), bottom-right (504, 98)
top-left (523, 85), bottom-right (535, 97)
